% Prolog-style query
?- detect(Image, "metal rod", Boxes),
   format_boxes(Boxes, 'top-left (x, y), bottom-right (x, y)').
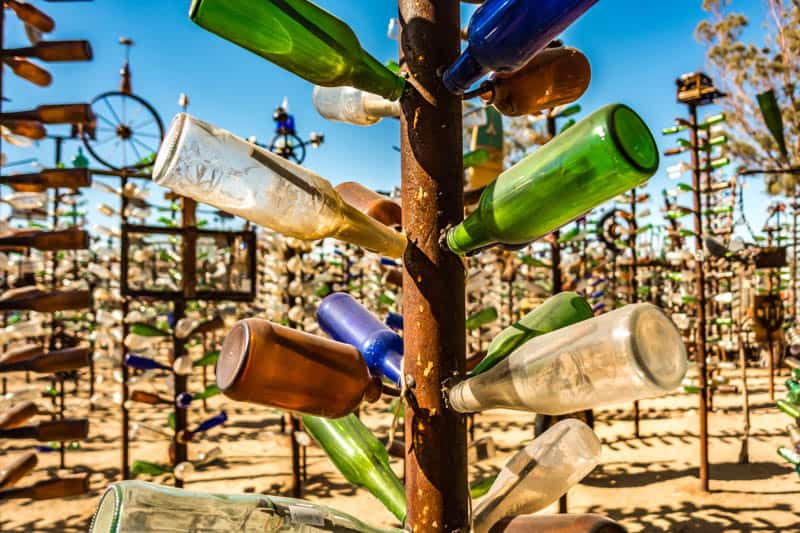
top-left (629, 187), bottom-right (640, 439)
top-left (689, 103), bottom-right (710, 492)
top-left (399, 1), bottom-right (468, 530)
top-left (120, 172), bottom-right (131, 480)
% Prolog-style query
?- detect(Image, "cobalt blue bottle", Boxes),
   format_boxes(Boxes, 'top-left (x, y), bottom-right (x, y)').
top-left (317, 292), bottom-right (403, 387)
top-left (443, 0), bottom-right (599, 94)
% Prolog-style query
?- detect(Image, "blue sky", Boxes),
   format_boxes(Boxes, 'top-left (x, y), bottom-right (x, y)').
top-left (1, 0), bottom-right (775, 236)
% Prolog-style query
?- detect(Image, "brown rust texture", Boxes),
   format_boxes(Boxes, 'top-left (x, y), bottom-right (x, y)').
top-left (399, 0), bottom-right (469, 531)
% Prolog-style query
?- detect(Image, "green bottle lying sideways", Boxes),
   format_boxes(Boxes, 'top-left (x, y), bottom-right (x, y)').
top-left (447, 104), bottom-right (659, 255)
top-left (189, 0), bottom-right (404, 101)
top-left (302, 414), bottom-right (406, 522)
top-left (469, 292), bottom-right (594, 376)
top-left (90, 480), bottom-right (405, 532)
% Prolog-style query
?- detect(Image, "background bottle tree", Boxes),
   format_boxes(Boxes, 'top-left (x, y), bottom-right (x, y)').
top-left (696, 0), bottom-right (799, 194)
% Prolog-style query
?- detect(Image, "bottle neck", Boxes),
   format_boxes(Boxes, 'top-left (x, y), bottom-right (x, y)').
top-left (442, 47), bottom-right (487, 95)
top-left (446, 208), bottom-right (496, 256)
top-left (352, 52), bottom-right (406, 102)
top-left (362, 96), bottom-right (401, 120)
top-left (335, 202), bottom-right (407, 259)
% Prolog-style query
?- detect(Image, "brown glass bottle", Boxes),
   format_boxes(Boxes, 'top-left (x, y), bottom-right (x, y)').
top-left (489, 514), bottom-right (626, 533)
top-left (0, 452), bottom-right (38, 489)
top-left (129, 390), bottom-right (170, 405)
top-left (4, 41), bottom-right (92, 62)
top-left (0, 228), bottom-right (89, 251)
top-left (0, 347), bottom-right (90, 374)
top-left (0, 344), bottom-right (45, 365)
top-left (217, 318), bottom-right (380, 418)
top-left (0, 417), bottom-right (89, 441)
top-left (2, 168), bottom-right (91, 193)
top-left (0, 402), bottom-right (38, 430)
top-left (3, 57), bottom-right (52, 87)
top-left (334, 182), bottom-right (402, 228)
top-left (0, 103), bottom-right (93, 125)
top-left (481, 47), bottom-right (591, 117)
top-left (0, 287), bottom-right (90, 312)
top-left (2, 119), bottom-right (46, 139)
top-left (0, 474), bottom-right (88, 501)
top-left (5, 1), bottom-right (55, 33)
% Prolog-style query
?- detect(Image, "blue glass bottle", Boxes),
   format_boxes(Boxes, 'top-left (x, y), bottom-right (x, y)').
top-left (385, 312), bottom-right (403, 332)
top-left (443, 0), bottom-right (599, 94)
top-left (317, 293), bottom-right (403, 387)
top-left (124, 354), bottom-right (171, 372)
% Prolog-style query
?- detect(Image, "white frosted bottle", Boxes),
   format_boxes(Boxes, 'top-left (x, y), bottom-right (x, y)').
top-left (472, 419), bottom-right (601, 533)
top-left (313, 86), bottom-right (400, 126)
top-left (449, 303), bottom-right (688, 415)
top-left (153, 113), bottom-right (406, 258)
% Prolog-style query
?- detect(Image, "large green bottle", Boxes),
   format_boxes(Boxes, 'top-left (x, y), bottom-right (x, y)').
top-left (447, 104), bottom-right (658, 255)
top-left (301, 414), bottom-right (406, 522)
top-left (189, 0), bottom-right (405, 101)
top-left (469, 292), bottom-right (593, 376)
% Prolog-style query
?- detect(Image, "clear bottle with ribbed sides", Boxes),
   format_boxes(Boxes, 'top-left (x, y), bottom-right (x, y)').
top-left (447, 104), bottom-right (658, 256)
top-left (448, 303), bottom-right (688, 415)
top-left (89, 480), bottom-right (406, 533)
top-left (189, 0), bottom-right (405, 101)
top-left (153, 113), bottom-right (406, 258)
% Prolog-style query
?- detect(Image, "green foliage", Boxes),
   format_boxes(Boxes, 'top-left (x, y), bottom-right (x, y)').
top-left (696, 0), bottom-right (800, 194)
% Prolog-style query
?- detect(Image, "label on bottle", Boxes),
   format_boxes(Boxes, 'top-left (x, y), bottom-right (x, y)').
top-left (288, 502), bottom-right (326, 526)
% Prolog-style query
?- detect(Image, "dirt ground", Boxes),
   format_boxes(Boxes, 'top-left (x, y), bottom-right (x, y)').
top-left (1, 367), bottom-right (798, 532)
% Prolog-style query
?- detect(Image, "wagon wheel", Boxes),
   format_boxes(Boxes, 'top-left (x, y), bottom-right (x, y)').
top-left (82, 91), bottom-right (164, 171)
top-left (269, 132), bottom-right (306, 164)
top-left (597, 208), bottom-right (632, 255)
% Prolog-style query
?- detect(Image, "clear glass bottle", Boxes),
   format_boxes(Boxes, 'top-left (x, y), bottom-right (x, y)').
top-left (472, 419), bottom-right (601, 533)
top-left (153, 114), bottom-right (406, 258)
top-left (89, 480), bottom-right (405, 532)
top-left (313, 86), bottom-right (400, 126)
top-left (448, 303), bottom-right (688, 415)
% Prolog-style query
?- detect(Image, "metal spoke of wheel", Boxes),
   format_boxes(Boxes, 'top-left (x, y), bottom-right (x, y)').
top-left (133, 131), bottom-right (161, 139)
top-left (129, 139), bottom-right (143, 163)
top-left (95, 113), bottom-right (117, 129)
top-left (95, 134), bottom-right (118, 146)
top-left (95, 126), bottom-right (117, 134)
top-left (131, 117), bottom-right (156, 131)
top-left (122, 94), bottom-right (127, 125)
top-left (129, 102), bottom-right (145, 125)
top-left (103, 98), bottom-right (123, 126)
top-left (132, 137), bottom-right (156, 155)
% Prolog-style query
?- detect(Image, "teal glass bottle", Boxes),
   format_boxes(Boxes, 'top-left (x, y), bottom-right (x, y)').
top-left (447, 104), bottom-right (659, 255)
top-left (301, 414), bottom-right (406, 522)
top-left (469, 292), bottom-right (593, 376)
top-left (189, 0), bottom-right (405, 101)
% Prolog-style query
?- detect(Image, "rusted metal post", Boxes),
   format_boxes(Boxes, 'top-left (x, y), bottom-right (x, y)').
top-left (689, 103), bottom-right (710, 492)
top-left (629, 187), bottom-right (640, 439)
top-left (547, 117), bottom-right (563, 295)
top-left (119, 172), bottom-right (131, 479)
top-left (399, 1), bottom-right (469, 530)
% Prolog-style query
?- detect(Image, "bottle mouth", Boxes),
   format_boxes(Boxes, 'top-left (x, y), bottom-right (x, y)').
top-left (629, 304), bottom-right (688, 390)
top-left (152, 113), bottom-right (188, 188)
top-left (90, 484), bottom-right (122, 533)
top-left (609, 105), bottom-right (659, 175)
top-left (216, 320), bottom-right (251, 391)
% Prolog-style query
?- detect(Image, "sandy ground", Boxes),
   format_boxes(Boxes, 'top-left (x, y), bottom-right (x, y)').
top-left (1, 367), bottom-right (798, 532)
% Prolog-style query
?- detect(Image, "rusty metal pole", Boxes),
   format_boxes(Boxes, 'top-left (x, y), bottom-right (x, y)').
top-left (399, 1), bottom-right (469, 531)
top-left (546, 117), bottom-right (563, 295)
top-left (689, 103), bottom-right (710, 492)
top-left (629, 188), bottom-right (640, 438)
top-left (119, 173), bottom-right (131, 479)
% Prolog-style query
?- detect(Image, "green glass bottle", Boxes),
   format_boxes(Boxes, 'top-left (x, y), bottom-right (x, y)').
top-left (787, 380), bottom-right (800, 404)
top-left (470, 292), bottom-right (593, 376)
top-left (301, 414), bottom-right (406, 522)
top-left (465, 307), bottom-right (498, 330)
top-left (131, 460), bottom-right (171, 476)
top-left (447, 104), bottom-right (658, 255)
top-left (194, 384), bottom-right (221, 400)
top-left (778, 399), bottom-right (800, 421)
top-left (189, 0), bottom-right (405, 101)
top-left (192, 350), bottom-right (220, 367)
top-left (130, 323), bottom-right (171, 337)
